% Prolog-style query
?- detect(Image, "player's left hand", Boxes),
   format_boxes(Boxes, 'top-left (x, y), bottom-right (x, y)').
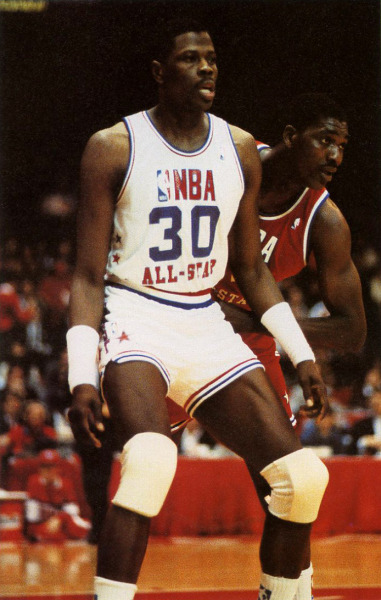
top-left (296, 360), bottom-right (329, 420)
top-left (217, 298), bottom-right (269, 334)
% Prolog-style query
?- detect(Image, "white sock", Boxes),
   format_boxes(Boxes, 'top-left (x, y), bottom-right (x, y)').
top-left (94, 576), bottom-right (137, 600)
top-left (295, 563), bottom-right (313, 600)
top-left (258, 572), bottom-right (299, 600)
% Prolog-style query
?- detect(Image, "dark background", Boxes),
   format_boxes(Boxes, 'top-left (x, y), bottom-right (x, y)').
top-left (1, 0), bottom-right (380, 251)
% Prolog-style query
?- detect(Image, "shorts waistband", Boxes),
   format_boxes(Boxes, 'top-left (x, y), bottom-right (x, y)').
top-left (106, 281), bottom-right (214, 310)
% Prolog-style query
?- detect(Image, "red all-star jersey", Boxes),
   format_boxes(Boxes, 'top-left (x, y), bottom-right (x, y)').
top-left (214, 140), bottom-right (329, 424)
top-left (215, 142), bottom-right (329, 310)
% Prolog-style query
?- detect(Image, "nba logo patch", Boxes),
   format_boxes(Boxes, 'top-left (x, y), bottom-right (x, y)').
top-left (291, 217), bottom-right (301, 230)
top-left (157, 169), bottom-right (171, 202)
top-left (258, 584), bottom-right (272, 599)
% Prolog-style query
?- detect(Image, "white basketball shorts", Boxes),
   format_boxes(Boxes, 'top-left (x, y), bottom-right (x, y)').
top-left (99, 284), bottom-right (263, 416)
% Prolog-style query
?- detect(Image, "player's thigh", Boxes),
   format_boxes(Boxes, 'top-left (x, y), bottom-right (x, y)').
top-left (102, 360), bottom-right (171, 440)
top-left (194, 367), bottom-right (302, 472)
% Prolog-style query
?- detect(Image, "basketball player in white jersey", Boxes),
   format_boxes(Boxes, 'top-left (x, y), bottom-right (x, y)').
top-left (67, 19), bottom-right (329, 600)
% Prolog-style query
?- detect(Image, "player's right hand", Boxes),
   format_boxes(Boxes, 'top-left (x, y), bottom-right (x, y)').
top-left (68, 384), bottom-right (104, 448)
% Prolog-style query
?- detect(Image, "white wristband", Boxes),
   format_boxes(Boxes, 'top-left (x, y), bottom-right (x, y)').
top-left (66, 325), bottom-right (100, 393)
top-left (260, 302), bottom-right (315, 367)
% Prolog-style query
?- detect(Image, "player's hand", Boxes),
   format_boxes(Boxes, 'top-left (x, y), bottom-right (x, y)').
top-left (217, 299), bottom-right (269, 335)
top-left (296, 360), bottom-right (329, 421)
top-left (68, 384), bottom-right (104, 448)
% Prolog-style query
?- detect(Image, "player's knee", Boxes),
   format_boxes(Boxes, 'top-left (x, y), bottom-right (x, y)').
top-left (112, 432), bottom-right (178, 517)
top-left (260, 448), bottom-right (329, 524)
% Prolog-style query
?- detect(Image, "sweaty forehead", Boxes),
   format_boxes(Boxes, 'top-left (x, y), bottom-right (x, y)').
top-left (172, 31), bottom-right (214, 53)
top-left (308, 117), bottom-right (349, 138)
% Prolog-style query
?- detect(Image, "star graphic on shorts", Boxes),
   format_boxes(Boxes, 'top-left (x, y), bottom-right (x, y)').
top-left (258, 585), bottom-right (272, 599)
top-left (115, 234), bottom-right (122, 244)
top-left (118, 331), bottom-right (129, 343)
top-left (112, 254), bottom-right (121, 263)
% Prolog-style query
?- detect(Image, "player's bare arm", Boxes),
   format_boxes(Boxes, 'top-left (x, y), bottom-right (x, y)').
top-left (68, 123), bottom-right (130, 447)
top-left (70, 124), bottom-right (129, 328)
top-left (227, 126), bottom-right (285, 314)
top-left (228, 127), bottom-right (327, 418)
top-left (300, 199), bottom-right (366, 352)
top-left (218, 199), bottom-right (366, 356)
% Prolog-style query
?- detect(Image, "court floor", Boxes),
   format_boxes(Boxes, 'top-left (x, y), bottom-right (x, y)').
top-left (1, 534), bottom-right (381, 599)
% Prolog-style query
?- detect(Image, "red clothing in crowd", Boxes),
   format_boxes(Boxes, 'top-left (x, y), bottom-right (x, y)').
top-left (0, 282), bottom-right (35, 333)
top-left (38, 262), bottom-right (71, 316)
top-left (2, 423), bottom-right (57, 457)
top-left (25, 471), bottom-right (90, 541)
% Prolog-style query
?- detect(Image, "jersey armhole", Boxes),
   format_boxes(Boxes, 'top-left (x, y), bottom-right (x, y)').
top-left (303, 191), bottom-right (330, 263)
top-left (226, 123), bottom-right (245, 194)
top-left (116, 117), bottom-right (134, 202)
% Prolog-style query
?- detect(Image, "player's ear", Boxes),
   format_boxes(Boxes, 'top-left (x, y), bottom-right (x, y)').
top-left (152, 60), bottom-right (164, 84)
top-left (283, 125), bottom-right (297, 148)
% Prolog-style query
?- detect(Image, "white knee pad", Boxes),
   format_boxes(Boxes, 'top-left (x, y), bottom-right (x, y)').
top-left (260, 448), bottom-right (329, 523)
top-left (112, 432), bottom-right (177, 517)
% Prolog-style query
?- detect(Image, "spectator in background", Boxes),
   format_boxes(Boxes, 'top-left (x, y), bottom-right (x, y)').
top-left (362, 361), bottom-right (381, 399)
top-left (33, 240), bottom-right (56, 275)
top-left (25, 448), bottom-right (90, 542)
top-left (0, 399), bottom-right (56, 460)
top-left (1, 237), bottom-right (23, 278)
top-left (55, 240), bottom-right (74, 268)
top-left (179, 419), bottom-right (235, 458)
top-left (0, 389), bottom-right (24, 435)
top-left (44, 349), bottom-right (75, 456)
top-left (1, 364), bottom-right (28, 397)
top-left (0, 275), bottom-right (37, 361)
top-left (44, 349), bottom-right (71, 418)
top-left (38, 260), bottom-right (72, 353)
top-left (0, 398), bottom-right (57, 490)
top-left (299, 406), bottom-right (346, 456)
top-left (344, 387), bottom-right (381, 456)
top-left (20, 279), bottom-right (52, 361)
top-left (0, 389), bottom-right (25, 486)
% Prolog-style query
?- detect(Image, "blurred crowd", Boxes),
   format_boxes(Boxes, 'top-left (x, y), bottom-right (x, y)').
top-left (1, 227), bottom-right (381, 540)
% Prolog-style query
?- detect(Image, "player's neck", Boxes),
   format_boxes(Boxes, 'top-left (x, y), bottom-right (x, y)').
top-left (259, 187), bottom-right (304, 215)
top-left (260, 147), bottom-right (305, 214)
top-left (148, 105), bottom-right (209, 151)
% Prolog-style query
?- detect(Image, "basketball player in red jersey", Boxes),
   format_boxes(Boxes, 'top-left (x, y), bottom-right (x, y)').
top-left (215, 93), bottom-right (367, 599)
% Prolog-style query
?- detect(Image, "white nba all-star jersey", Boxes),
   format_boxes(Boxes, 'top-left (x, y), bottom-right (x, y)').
top-left (105, 111), bottom-right (245, 307)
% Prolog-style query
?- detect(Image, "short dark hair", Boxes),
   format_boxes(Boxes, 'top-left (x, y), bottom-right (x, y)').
top-left (283, 93), bottom-right (347, 132)
top-left (151, 17), bottom-right (210, 62)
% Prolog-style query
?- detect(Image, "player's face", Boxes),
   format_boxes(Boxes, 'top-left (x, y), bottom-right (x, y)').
top-left (292, 117), bottom-right (349, 189)
top-left (160, 31), bottom-right (218, 111)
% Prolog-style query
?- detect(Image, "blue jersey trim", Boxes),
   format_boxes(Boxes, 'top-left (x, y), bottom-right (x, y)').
top-left (113, 352), bottom-right (171, 388)
top-left (107, 281), bottom-right (214, 310)
top-left (144, 110), bottom-right (212, 155)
